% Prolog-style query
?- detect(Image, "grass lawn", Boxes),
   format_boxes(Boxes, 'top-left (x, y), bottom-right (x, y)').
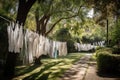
top-left (13, 53), bottom-right (84, 80)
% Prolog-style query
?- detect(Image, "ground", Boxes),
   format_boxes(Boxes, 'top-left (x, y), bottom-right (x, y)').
top-left (1, 53), bottom-right (120, 80)
top-left (59, 53), bottom-right (120, 80)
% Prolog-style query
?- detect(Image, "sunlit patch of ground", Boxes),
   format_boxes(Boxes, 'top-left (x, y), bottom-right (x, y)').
top-left (13, 53), bottom-right (84, 80)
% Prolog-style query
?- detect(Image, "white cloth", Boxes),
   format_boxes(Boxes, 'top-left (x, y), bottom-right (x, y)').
top-left (7, 22), bottom-right (68, 64)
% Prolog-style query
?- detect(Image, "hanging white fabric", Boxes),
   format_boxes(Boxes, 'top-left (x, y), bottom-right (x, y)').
top-left (74, 41), bottom-right (105, 51)
top-left (7, 22), bottom-right (68, 65)
top-left (7, 22), bottom-right (23, 53)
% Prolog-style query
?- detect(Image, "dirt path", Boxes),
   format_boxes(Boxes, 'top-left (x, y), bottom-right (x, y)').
top-left (84, 63), bottom-right (120, 80)
top-left (59, 53), bottom-right (120, 80)
top-left (59, 53), bottom-right (92, 80)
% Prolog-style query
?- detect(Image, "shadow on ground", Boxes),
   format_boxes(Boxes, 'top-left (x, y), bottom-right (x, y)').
top-left (16, 64), bottom-right (41, 76)
top-left (0, 53), bottom-right (83, 80)
top-left (22, 61), bottom-right (62, 80)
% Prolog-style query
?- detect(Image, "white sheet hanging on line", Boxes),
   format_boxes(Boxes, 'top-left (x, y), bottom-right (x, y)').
top-left (7, 22), bottom-right (23, 53)
top-left (7, 22), bottom-right (68, 64)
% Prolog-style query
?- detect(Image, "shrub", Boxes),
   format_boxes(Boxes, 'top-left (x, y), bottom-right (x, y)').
top-left (95, 46), bottom-right (104, 50)
top-left (97, 52), bottom-right (120, 73)
top-left (112, 47), bottom-right (120, 54)
top-left (52, 28), bottom-right (77, 53)
top-left (95, 47), bottom-right (112, 57)
top-left (67, 40), bottom-right (77, 53)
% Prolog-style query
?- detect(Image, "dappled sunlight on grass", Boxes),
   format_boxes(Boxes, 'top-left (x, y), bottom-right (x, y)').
top-left (13, 53), bottom-right (84, 80)
top-left (16, 65), bottom-right (27, 69)
top-left (14, 65), bottom-right (44, 80)
top-left (15, 64), bottom-right (40, 75)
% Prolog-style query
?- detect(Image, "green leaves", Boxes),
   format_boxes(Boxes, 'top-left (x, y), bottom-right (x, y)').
top-left (53, 27), bottom-right (71, 41)
top-left (111, 20), bottom-right (120, 45)
top-left (0, 0), bottom-right (17, 19)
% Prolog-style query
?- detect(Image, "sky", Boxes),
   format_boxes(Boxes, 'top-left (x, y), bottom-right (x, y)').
top-left (87, 8), bottom-right (94, 18)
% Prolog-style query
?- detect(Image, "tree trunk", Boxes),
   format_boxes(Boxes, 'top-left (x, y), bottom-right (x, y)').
top-left (4, 52), bottom-right (19, 79)
top-left (16, 0), bottom-right (37, 25)
top-left (106, 19), bottom-right (109, 46)
top-left (35, 16), bottom-right (40, 34)
top-left (35, 14), bottom-right (50, 65)
top-left (4, 0), bottom-right (37, 78)
top-left (35, 13), bottom-right (50, 36)
top-left (16, 6), bottom-right (28, 25)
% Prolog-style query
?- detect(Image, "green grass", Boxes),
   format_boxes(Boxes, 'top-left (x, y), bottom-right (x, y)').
top-left (90, 53), bottom-right (97, 61)
top-left (13, 53), bottom-right (84, 80)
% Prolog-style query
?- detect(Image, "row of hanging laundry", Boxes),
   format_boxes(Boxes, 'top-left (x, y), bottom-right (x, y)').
top-left (74, 41), bottom-right (105, 51)
top-left (7, 22), bottom-right (67, 65)
top-left (92, 41), bottom-right (105, 47)
top-left (74, 43), bottom-right (94, 51)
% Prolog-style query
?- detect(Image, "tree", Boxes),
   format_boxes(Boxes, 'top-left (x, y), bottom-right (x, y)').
top-left (0, 0), bottom-right (17, 79)
top-left (34, 0), bottom-right (86, 36)
top-left (53, 27), bottom-right (77, 53)
top-left (54, 28), bottom-right (71, 41)
top-left (0, 0), bottom-right (16, 59)
top-left (93, 0), bottom-right (120, 46)
top-left (111, 19), bottom-right (120, 47)
top-left (0, 0), bottom-right (17, 20)
top-left (16, 0), bottom-right (37, 25)
top-left (4, 0), bottom-right (37, 78)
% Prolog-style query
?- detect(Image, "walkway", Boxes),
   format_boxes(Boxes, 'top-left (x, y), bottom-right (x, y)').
top-left (59, 53), bottom-right (120, 80)
top-left (84, 62), bottom-right (120, 80)
top-left (59, 53), bottom-right (92, 80)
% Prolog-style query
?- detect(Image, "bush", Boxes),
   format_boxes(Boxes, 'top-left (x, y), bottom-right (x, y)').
top-left (97, 52), bottom-right (120, 73)
top-left (52, 28), bottom-right (77, 53)
top-left (67, 40), bottom-right (77, 53)
top-left (112, 47), bottom-right (120, 54)
top-left (53, 28), bottom-right (71, 42)
top-left (95, 46), bottom-right (104, 50)
top-left (95, 47), bottom-right (112, 57)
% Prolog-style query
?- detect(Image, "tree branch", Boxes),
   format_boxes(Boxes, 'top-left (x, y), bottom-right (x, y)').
top-left (45, 14), bottom-right (77, 35)
top-left (44, 15), bottom-right (50, 27)
top-left (45, 5), bottom-right (83, 35)
top-left (51, 8), bottom-right (73, 16)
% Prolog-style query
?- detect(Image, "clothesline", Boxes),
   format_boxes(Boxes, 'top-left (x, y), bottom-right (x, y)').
top-left (74, 41), bottom-right (105, 51)
top-left (0, 15), bottom-right (11, 23)
top-left (7, 22), bottom-right (68, 65)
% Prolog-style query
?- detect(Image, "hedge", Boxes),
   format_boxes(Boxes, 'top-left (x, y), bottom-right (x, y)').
top-left (95, 47), bottom-right (113, 57)
top-left (97, 51), bottom-right (120, 73)
top-left (112, 47), bottom-right (120, 54)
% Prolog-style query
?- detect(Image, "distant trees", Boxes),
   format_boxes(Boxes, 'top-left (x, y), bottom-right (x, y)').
top-left (111, 20), bottom-right (120, 47)
top-left (93, 0), bottom-right (120, 46)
